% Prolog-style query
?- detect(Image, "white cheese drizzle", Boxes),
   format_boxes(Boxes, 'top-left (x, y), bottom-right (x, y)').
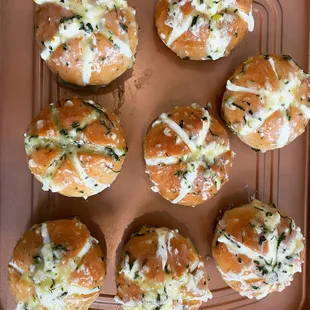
top-left (8, 261), bottom-right (24, 275)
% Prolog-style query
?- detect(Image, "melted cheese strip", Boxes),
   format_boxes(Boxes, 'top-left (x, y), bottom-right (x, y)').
top-left (172, 162), bottom-right (199, 203)
top-left (41, 151), bottom-right (66, 191)
top-left (156, 231), bottom-right (169, 269)
top-left (116, 228), bottom-right (212, 309)
top-left (82, 38), bottom-right (95, 84)
top-left (167, 15), bottom-right (193, 46)
top-left (268, 57), bottom-right (278, 79)
top-left (276, 110), bottom-right (291, 147)
top-left (226, 80), bottom-right (262, 95)
top-left (215, 200), bottom-right (304, 299)
top-left (160, 113), bottom-right (197, 152)
top-left (78, 236), bottom-right (98, 258)
top-left (9, 261), bottom-right (24, 275)
top-left (236, 9), bottom-right (254, 31)
top-left (145, 155), bottom-right (182, 166)
top-left (70, 152), bottom-right (110, 196)
top-left (41, 223), bottom-right (51, 243)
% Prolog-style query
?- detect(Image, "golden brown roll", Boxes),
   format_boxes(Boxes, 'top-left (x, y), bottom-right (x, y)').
top-left (144, 104), bottom-right (234, 207)
top-left (115, 226), bottom-right (212, 309)
top-left (155, 0), bottom-right (254, 60)
top-left (221, 54), bottom-right (310, 152)
top-left (8, 218), bottom-right (106, 310)
top-left (212, 199), bottom-right (305, 300)
top-left (34, 0), bottom-right (138, 86)
top-left (24, 98), bottom-right (127, 198)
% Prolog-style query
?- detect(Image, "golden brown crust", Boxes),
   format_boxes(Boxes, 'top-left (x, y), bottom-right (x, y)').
top-left (115, 226), bottom-right (212, 309)
top-left (144, 104), bottom-right (234, 207)
top-left (155, 0), bottom-right (253, 60)
top-left (8, 218), bottom-right (106, 310)
top-left (221, 54), bottom-right (310, 152)
top-left (34, 1), bottom-right (138, 86)
top-left (24, 98), bottom-right (127, 198)
top-left (212, 200), bottom-right (305, 299)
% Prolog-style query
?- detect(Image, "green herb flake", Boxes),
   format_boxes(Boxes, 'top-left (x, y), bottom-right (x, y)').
top-left (119, 23), bottom-right (128, 32)
top-left (191, 15), bottom-right (199, 28)
top-left (231, 102), bottom-right (245, 111)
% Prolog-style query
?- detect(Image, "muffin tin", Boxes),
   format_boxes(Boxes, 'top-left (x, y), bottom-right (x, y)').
top-left (0, 0), bottom-right (309, 309)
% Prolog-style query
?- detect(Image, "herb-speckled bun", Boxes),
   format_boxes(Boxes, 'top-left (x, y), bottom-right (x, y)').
top-left (115, 226), bottom-right (212, 309)
top-left (24, 98), bottom-right (127, 198)
top-left (155, 0), bottom-right (254, 60)
top-left (212, 199), bottom-right (305, 299)
top-left (8, 218), bottom-right (106, 310)
top-left (34, 0), bottom-right (138, 86)
top-left (221, 54), bottom-right (310, 152)
top-left (144, 104), bottom-right (234, 207)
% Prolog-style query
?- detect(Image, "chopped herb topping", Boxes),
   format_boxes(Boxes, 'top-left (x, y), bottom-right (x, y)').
top-left (119, 23), bottom-right (128, 32)
top-left (191, 15), bottom-right (199, 27)
top-left (282, 55), bottom-right (292, 60)
top-left (231, 102), bottom-right (245, 111)
top-left (59, 129), bottom-right (68, 136)
top-left (259, 235), bottom-right (267, 245)
top-left (106, 147), bottom-right (120, 161)
top-left (71, 121), bottom-right (79, 128)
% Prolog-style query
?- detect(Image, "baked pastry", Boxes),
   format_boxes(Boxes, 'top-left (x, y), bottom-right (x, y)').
top-left (34, 0), bottom-right (138, 86)
top-left (8, 218), bottom-right (106, 310)
top-left (24, 98), bottom-right (127, 198)
top-left (115, 226), bottom-right (212, 309)
top-left (221, 53), bottom-right (310, 152)
top-left (212, 199), bottom-right (305, 300)
top-left (144, 104), bottom-right (234, 207)
top-left (155, 0), bottom-right (254, 60)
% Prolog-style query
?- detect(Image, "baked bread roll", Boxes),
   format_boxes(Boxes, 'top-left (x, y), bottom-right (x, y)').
top-left (34, 0), bottom-right (138, 86)
top-left (221, 54), bottom-right (310, 152)
top-left (24, 98), bottom-right (127, 198)
top-left (144, 104), bottom-right (234, 207)
top-left (115, 226), bottom-right (212, 309)
top-left (212, 199), bottom-right (305, 300)
top-left (8, 218), bottom-right (106, 310)
top-left (155, 0), bottom-right (254, 60)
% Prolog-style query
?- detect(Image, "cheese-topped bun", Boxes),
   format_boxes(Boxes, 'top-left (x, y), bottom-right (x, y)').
top-left (221, 54), bottom-right (310, 152)
top-left (144, 104), bottom-right (234, 207)
top-left (8, 218), bottom-right (106, 310)
top-left (212, 199), bottom-right (305, 300)
top-left (155, 0), bottom-right (254, 61)
top-left (115, 226), bottom-right (212, 309)
top-left (24, 98), bottom-right (127, 198)
top-left (34, 0), bottom-right (138, 86)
